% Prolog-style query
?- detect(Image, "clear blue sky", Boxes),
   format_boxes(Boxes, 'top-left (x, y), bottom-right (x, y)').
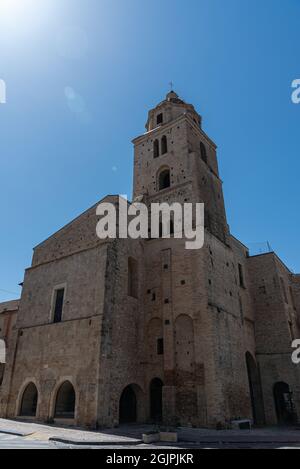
top-left (0, 0), bottom-right (299, 302)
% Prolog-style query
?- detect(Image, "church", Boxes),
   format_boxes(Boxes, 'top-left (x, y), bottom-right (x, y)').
top-left (0, 91), bottom-right (300, 429)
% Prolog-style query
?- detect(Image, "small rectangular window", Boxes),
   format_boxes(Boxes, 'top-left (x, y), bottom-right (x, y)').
top-left (157, 113), bottom-right (163, 125)
top-left (238, 264), bottom-right (245, 288)
top-left (157, 338), bottom-right (164, 355)
top-left (53, 289), bottom-right (65, 324)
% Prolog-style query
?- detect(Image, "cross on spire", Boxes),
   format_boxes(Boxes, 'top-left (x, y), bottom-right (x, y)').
top-left (169, 81), bottom-right (174, 92)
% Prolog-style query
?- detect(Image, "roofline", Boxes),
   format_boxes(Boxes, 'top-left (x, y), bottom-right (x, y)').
top-left (33, 194), bottom-right (123, 250)
top-left (132, 113), bottom-right (218, 149)
top-left (248, 251), bottom-right (299, 275)
top-left (230, 234), bottom-right (250, 252)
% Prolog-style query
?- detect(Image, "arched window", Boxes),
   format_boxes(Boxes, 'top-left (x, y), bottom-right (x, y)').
top-left (154, 140), bottom-right (160, 159)
top-left (158, 169), bottom-right (171, 191)
top-left (55, 381), bottom-right (76, 419)
top-left (20, 383), bottom-right (38, 417)
top-left (157, 113), bottom-right (163, 125)
top-left (161, 136), bottom-right (168, 155)
top-left (200, 142), bottom-right (207, 164)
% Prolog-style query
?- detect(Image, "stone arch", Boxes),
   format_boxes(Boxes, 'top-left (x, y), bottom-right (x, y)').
top-left (150, 378), bottom-right (163, 423)
top-left (175, 315), bottom-right (195, 374)
top-left (54, 380), bottom-right (76, 420)
top-left (19, 382), bottom-right (39, 417)
top-left (273, 382), bottom-right (297, 425)
top-left (119, 384), bottom-right (144, 424)
top-left (245, 352), bottom-right (265, 425)
top-left (158, 167), bottom-right (171, 191)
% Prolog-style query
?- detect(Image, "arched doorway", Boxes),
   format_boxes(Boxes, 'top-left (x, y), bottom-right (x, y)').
top-left (274, 382), bottom-right (297, 425)
top-left (55, 381), bottom-right (76, 419)
top-left (20, 383), bottom-right (38, 417)
top-left (150, 378), bottom-right (163, 423)
top-left (119, 385), bottom-right (137, 424)
top-left (245, 352), bottom-right (265, 425)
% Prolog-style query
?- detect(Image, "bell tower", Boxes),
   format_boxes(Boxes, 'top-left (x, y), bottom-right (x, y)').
top-left (132, 91), bottom-right (229, 244)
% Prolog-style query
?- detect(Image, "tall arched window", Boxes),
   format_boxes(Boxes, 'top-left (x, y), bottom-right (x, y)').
top-left (20, 383), bottom-right (38, 417)
top-left (161, 136), bottom-right (168, 155)
top-left (200, 142), bottom-right (208, 163)
top-left (55, 381), bottom-right (76, 419)
top-left (158, 169), bottom-right (171, 191)
top-left (154, 140), bottom-right (160, 159)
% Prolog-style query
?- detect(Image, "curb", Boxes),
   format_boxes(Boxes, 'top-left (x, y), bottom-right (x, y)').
top-left (0, 430), bottom-right (34, 438)
top-left (181, 439), bottom-right (300, 445)
top-left (49, 437), bottom-right (143, 447)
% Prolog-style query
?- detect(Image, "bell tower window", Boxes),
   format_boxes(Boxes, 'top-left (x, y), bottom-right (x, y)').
top-left (158, 168), bottom-right (171, 191)
top-left (161, 136), bottom-right (168, 155)
top-left (154, 139), bottom-right (160, 159)
top-left (157, 113), bottom-right (163, 125)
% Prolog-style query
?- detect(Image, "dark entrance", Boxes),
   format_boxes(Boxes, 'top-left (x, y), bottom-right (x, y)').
top-left (274, 382), bottom-right (297, 425)
top-left (55, 381), bottom-right (76, 419)
top-left (119, 385), bottom-right (137, 424)
top-left (150, 378), bottom-right (163, 423)
top-left (20, 383), bottom-right (38, 417)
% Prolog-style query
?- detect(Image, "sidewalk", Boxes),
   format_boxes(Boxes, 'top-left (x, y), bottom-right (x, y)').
top-left (0, 419), bottom-right (300, 447)
top-left (0, 419), bottom-right (142, 446)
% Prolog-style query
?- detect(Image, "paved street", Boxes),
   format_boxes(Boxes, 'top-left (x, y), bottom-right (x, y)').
top-left (0, 419), bottom-right (300, 449)
top-left (1, 432), bottom-right (300, 449)
top-left (0, 433), bottom-right (56, 449)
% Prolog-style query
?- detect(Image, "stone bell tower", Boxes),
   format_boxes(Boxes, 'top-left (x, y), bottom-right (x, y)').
top-left (132, 92), bottom-right (232, 427)
top-left (132, 91), bottom-right (229, 244)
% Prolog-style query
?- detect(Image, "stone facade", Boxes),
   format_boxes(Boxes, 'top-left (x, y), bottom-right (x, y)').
top-left (0, 91), bottom-right (299, 429)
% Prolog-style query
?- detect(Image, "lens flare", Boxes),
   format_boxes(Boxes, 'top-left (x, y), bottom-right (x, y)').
top-left (0, 0), bottom-right (51, 35)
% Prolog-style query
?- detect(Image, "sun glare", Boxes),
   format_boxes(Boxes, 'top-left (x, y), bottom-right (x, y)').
top-left (0, 0), bottom-right (50, 33)
top-left (0, 0), bottom-right (33, 17)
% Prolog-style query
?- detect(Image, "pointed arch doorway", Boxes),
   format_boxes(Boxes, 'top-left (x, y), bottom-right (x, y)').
top-left (150, 378), bottom-right (163, 423)
top-left (119, 385), bottom-right (137, 424)
top-left (274, 382), bottom-right (297, 425)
